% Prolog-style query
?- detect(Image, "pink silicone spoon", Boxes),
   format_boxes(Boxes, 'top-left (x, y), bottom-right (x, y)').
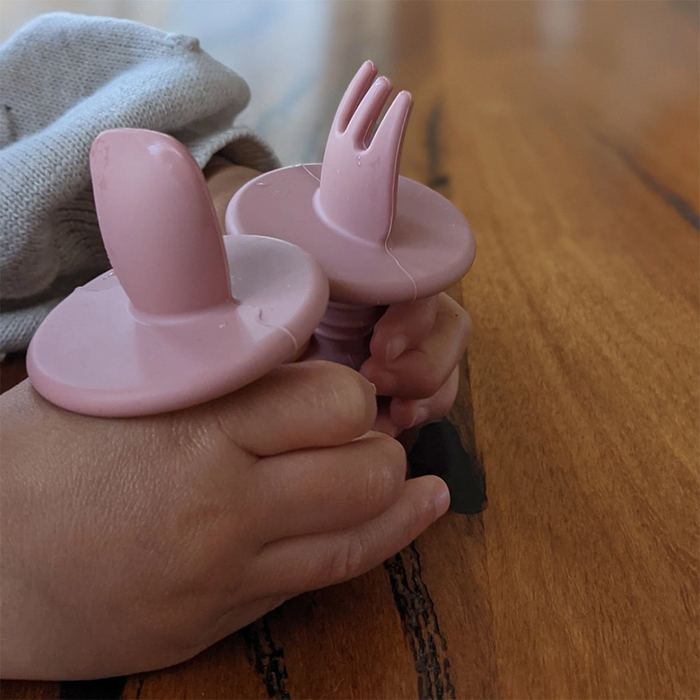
top-left (226, 61), bottom-right (476, 369)
top-left (27, 129), bottom-right (329, 417)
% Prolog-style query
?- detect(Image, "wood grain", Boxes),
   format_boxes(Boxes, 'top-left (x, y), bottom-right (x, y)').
top-left (441, 2), bottom-right (698, 698)
top-left (1, 1), bottom-right (698, 698)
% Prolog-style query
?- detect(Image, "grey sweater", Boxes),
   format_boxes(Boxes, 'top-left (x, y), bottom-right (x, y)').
top-left (0, 12), bottom-right (279, 355)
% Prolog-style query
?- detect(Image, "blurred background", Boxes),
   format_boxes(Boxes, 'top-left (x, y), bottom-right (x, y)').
top-left (3, 0), bottom-right (697, 179)
top-left (1, 0), bottom-right (399, 165)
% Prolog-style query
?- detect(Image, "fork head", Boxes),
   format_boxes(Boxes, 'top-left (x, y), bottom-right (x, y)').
top-left (317, 61), bottom-right (413, 246)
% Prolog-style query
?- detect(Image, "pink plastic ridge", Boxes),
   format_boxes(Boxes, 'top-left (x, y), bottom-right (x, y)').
top-left (27, 129), bottom-right (329, 417)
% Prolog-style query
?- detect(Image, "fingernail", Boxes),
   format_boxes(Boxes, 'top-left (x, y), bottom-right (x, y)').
top-left (385, 336), bottom-right (407, 364)
top-left (369, 382), bottom-right (377, 394)
top-left (432, 482), bottom-right (451, 517)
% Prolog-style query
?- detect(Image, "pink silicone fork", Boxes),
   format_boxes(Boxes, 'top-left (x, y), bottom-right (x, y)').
top-left (226, 61), bottom-right (475, 369)
top-left (317, 65), bottom-right (411, 245)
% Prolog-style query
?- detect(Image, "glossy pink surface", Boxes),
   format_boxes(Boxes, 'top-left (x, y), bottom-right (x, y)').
top-left (317, 63), bottom-right (412, 247)
top-left (91, 129), bottom-right (232, 316)
top-left (27, 130), bottom-right (329, 416)
top-left (227, 164), bottom-right (475, 305)
top-left (226, 61), bottom-right (475, 367)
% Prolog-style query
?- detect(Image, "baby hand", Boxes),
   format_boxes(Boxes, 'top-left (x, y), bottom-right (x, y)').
top-left (361, 293), bottom-right (471, 436)
top-left (0, 362), bottom-right (449, 680)
top-left (203, 160), bottom-right (471, 438)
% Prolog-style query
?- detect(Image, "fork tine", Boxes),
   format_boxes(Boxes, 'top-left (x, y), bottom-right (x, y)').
top-left (332, 61), bottom-right (378, 134)
top-left (370, 90), bottom-right (413, 160)
top-left (347, 76), bottom-right (393, 149)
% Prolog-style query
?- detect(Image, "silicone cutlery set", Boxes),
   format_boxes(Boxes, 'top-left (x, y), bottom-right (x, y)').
top-left (28, 61), bottom-right (475, 418)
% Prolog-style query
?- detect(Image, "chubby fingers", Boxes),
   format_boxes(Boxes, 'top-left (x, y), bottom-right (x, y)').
top-left (361, 294), bottom-right (470, 400)
top-left (249, 475), bottom-right (449, 596)
top-left (368, 296), bottom-right (439, 365)
top-left (206, 361), bottom-right (377, 457)
top-left (253, 432), bottom-right (408, 542)
top-left (389, 366), bottom-right (460, 433)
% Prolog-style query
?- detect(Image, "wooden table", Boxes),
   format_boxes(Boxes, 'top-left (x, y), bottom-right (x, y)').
top-left (1, 1), bottom-right (698, 698)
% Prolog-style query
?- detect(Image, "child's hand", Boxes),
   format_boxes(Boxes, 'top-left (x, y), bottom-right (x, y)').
top-left (203, 161), bottom-right (472, 438)
top-left (0, 362), bottom-right (449, 680)
top-left (361, 294), bottom-right (472, 436)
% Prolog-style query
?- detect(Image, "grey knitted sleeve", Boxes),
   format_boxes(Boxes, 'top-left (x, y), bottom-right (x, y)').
top-left (0, 12), bottom-right (280, 355)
